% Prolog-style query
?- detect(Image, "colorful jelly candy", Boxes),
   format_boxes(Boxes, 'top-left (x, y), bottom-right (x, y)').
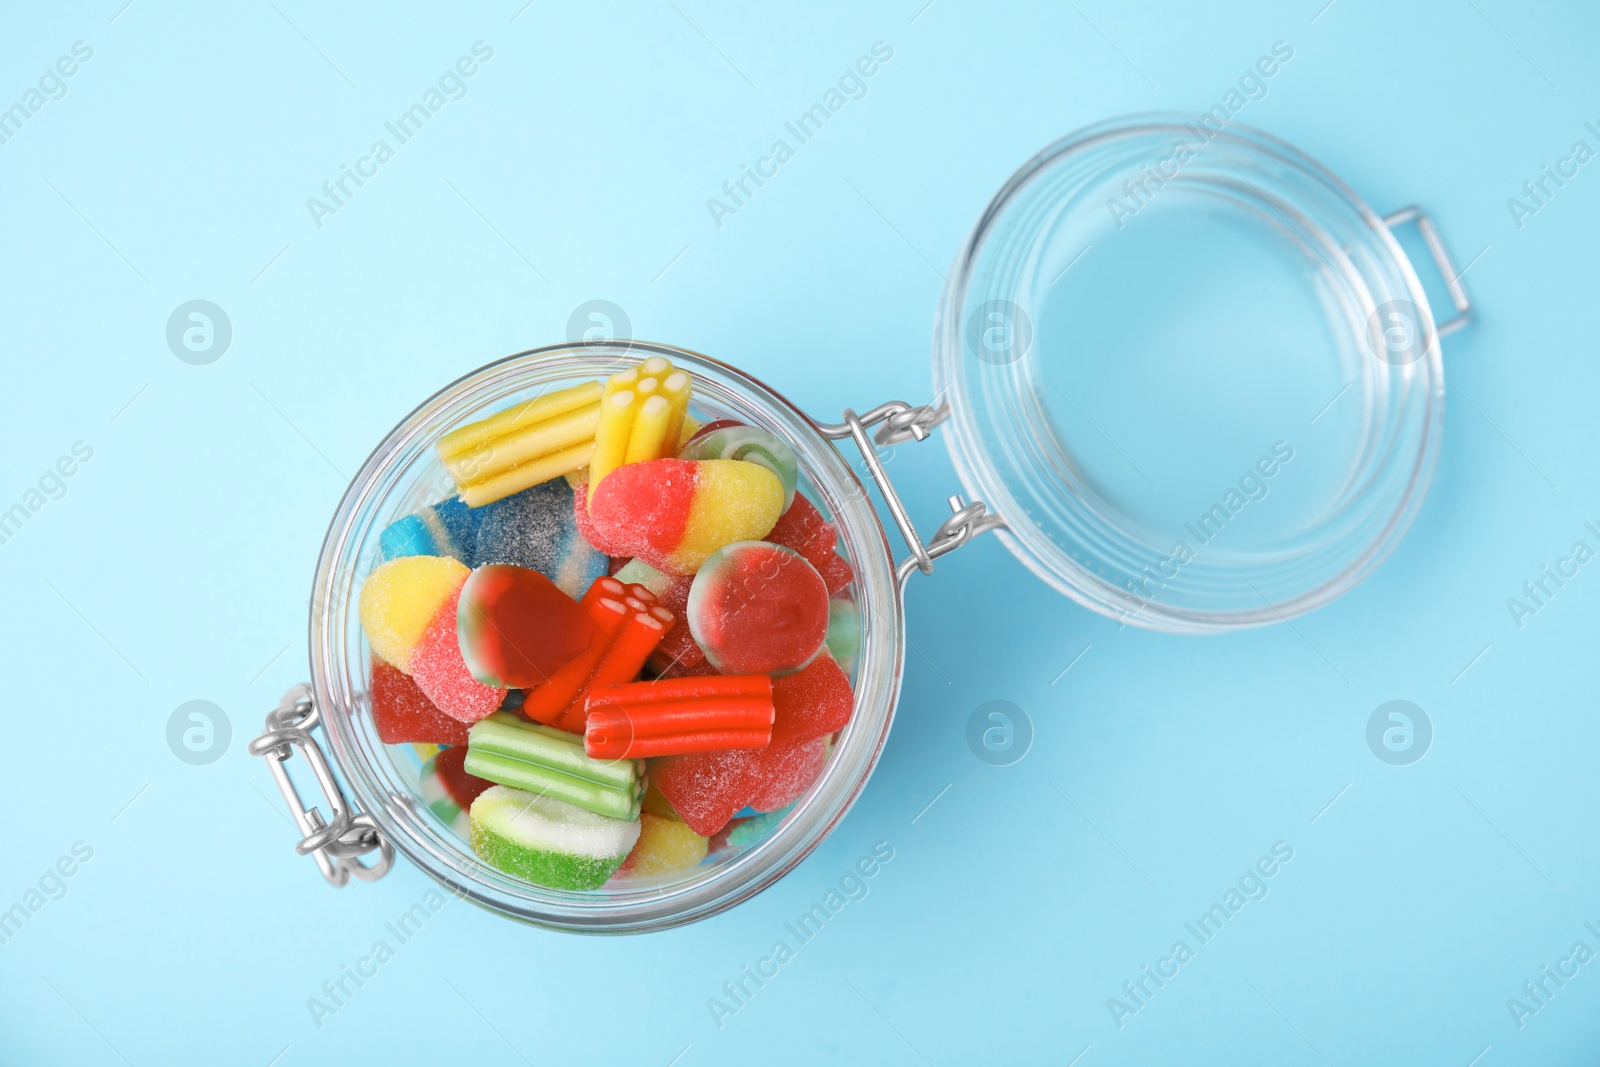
top-left (722, 803), bottom-right (794, 850)
top-left (770, 650), bottom-right (855, 746)
top-left (747, 737), bottom-right (826, 812)
top-left (614, 813), bottom-right (708, 879)
top-left (438, 381), bottom-right (604, 507)
top-left (465, 712), bottom-right (643, 820)
top-left (432, 744), bottom-right (495, 809)
top-left (370, 658), bottom-right (469, 746)
top-left (824, 596), bottom-right (860, 674)
top-left (687, 541), bottom-right (829, 676)
top-left (456, 564), bottom-right (596, 688)
top-left (766, 491), bottom-right (854, 596)
top-left (584, 675), bottom-right (775, 759)
top-left (378, 496), bottom-right (483, 564)
top-left (410, 589), bottom-right (506, 723)
top-left (470, 785), bottom-right (640, 890)
top-left (584, 458), bottom-right (784, 575)
top-left (359, 555), bottom-right (470, 672)
top-left (678, 424), bottom-right (798, 512)
top-left (589, 358), bottom-right (692, 502)
top-left (521, 576), bottom-right (673, 733)
top-left (472, 479), bottom-right (608, 599)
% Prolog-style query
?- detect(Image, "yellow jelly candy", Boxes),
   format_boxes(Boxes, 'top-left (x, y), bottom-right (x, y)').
top-left (358, 555), bottom-right (469, 672)
top-left (671, 459), bottom-right (784, 573)
top-left (619, 812), bottom-right (708, 878)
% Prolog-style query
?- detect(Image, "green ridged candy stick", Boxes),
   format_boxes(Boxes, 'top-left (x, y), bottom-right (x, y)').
top-left (464, 713), bottom-right (642, 820)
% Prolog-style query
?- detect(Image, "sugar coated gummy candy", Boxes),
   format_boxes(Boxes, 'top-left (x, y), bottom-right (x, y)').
top-left (687, 541), bottom-right (829, 676)
top-left (359, 555), bottom-right (470, 672)
top-left (432, 744), bottom-right (495, 809)
top-left (456, 564), bottom-right (596, 688)
top-left (471, 479), bottom-right (608, 599)
top-left (470, 785), bottom-right (641, 890)
top-left (677, 425), bottom-right (798, 512)
top-left (378, 497), bottom-right (484, 564)
top-left (824, 596), bottom-right (860, 674)
top-left (722, 803), bottom-right (794, 851)
top-left (771, 650), bottom-right (854, 746)
top-left (766, 491), bottom-right (854, 596)
top-left (370, 658), bottom-right (469, 746)
top-left (410, 589), bottom-right (506, 723)
top-left (614, 813), bottom-right (708, 879)
top-left (585, 458), bottom-right (784, 575)
top-left (747, 737), bottom-right (826, 812)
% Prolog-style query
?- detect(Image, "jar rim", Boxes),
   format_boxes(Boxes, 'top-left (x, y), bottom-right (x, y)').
top-left (934, 114), bottom-right (1446, 632)
top-left (308, 341), bottom-right (905, 931)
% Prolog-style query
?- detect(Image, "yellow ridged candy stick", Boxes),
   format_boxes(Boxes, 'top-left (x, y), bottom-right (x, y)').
top-left (441, 401), bottom-right (600, 486)
top-left (459, 441), bottom-right (597, 507)
top-left (437, 381), bottom-right (602, 461)
top-left (661, 371), bottom-right (691, 453)
top-left (589, 390), bottom-right (638, 501)
top-left (624, 394), bottom-right (674, 465)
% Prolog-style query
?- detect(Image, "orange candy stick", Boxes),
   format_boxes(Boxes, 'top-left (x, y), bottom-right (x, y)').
top-left (582, 675), bottom-right (775, 759)
top-left (551, 607), bottom-right (671, 733)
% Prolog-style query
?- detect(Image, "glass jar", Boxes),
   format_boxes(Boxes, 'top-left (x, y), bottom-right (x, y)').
top-left (251, 115), bottom-right (1474, 929)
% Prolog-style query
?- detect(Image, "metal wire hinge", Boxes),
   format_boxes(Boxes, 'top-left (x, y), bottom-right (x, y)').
top-left (249, 683), bottom-right (395, 887)
top-left (814, 400), bottom-right (1006, 590)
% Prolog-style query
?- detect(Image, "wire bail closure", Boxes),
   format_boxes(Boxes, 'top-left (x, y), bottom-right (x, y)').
top-left (249, 683), bottom-right (395, 887)
top-left (814, 399), bottom-right (1006, 592)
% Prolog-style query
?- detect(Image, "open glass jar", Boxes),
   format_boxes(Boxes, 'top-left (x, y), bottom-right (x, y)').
top-left (251, 115), bottom-right (1474, 930)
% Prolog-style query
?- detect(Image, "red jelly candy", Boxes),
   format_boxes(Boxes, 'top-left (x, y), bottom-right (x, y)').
top-left (771, 651), bottom-right (854, 746)
top-left (687, 542), bottom-right (829, 676)
top-left (747, 737), bottom-right (827, 813)
top-left (456, 564), bottom-right (596, 688)
top-left (433, 744), bottom-right (495, 809)
top-left (649, 747), bottom-right (761, 837)
top-left (411, 590), bottom-right (505, 723)
top-left (766, 492), bottom-right (854, 596)
top-left (370, 659), bottom-right (469, 746)
top-left (645, 573), bottom-right (703, 674)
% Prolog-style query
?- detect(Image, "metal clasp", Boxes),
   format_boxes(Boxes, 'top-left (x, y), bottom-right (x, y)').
top-left (249, 683), bottom-right (395, 887)
top-left (814, 400), bottom-right (1005, 592)
top-left (1383, 206), bottom-right (1474, 337)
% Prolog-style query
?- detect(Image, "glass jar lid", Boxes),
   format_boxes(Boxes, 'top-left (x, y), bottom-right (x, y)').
top-left (934, 114), bottom-right (1458, 633)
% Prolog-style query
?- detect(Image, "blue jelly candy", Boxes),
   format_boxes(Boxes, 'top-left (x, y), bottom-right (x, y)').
top-left (378, 497), bottom-right (484, 564)
top-left (473, 479), bottom-right (608, 599)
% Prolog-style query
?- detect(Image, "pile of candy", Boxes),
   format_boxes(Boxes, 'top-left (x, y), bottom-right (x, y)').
top-left (359, 357), bottom-right (861, 890)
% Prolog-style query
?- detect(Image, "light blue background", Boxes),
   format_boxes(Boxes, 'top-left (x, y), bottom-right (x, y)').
top-left (2, 1), bottom-right (1596, 1063)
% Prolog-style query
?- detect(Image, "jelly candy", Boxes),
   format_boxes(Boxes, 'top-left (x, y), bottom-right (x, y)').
top-left (378, 497), bottom-right (483, 564)
top-left (438, 381), bottom-right (604, 507)
top-left (472, 479), bottom-right (608, 599)
top-left (771, 650), bottom-right (854, 746)
top-left (648, 747), bottom-right (761, 836)
top-left (747, 737), bottom-right (826, 812)
top-left (521, 576), bottom-right (673, 734)
top-left (824, 596), bottom-right (860, 674)
top-left (589, 358), bottom-right (692, 501)
top-left (722, 803), bottom-right (794, 850)
top-left (584, 675), bottom-right (775, 759)
top-left (465, 712), bottom-right (643, 820)
top-left (456, 564), bottom-right (596, 688)
top-left (359, 555), bottom-right (470, 672)
top-left (433, 744), bottom-right (495, 809)
top-left (419, 752), bottom-right (472, 837)
top-left (410, 589), bottom-right (506, 723)
top-left (687, 541), bottom-right (829, 676)
top-left (678, 425), bottom-right (798, 512)
top-left (614, 813), bottom-right (708, 879)
top-left (766, 491), bottom-right (853, 595)
top-left (370, 658), bottom-right (469, 746)
top-left (585, 458), bottom-right (784, 575)
top-left (470, 785), bottom-right (640, 890)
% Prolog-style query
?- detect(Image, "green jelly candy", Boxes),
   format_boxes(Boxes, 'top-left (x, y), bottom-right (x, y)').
top-left (470, 785), bottom-right (640, 891)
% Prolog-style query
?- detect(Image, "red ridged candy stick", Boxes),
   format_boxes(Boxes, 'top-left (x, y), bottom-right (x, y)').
top-left (583, 675), bottom-right (774, 760)
top-left (550, 605), bottom-right (672, 733)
